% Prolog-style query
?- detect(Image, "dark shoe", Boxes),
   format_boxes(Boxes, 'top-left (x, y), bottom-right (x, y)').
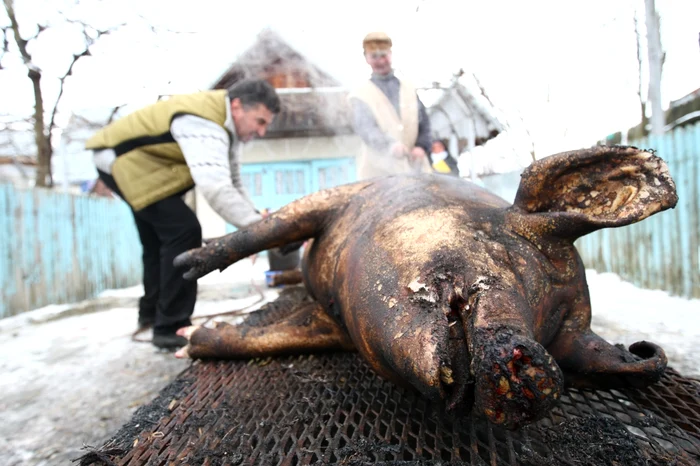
top-left (152, 333), bottom-right (188, 350)
top-left (137, 317), bottom-right (155, 331)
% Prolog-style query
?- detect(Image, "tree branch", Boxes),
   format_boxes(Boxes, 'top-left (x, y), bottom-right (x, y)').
top-left (471, 72), bottom-right (497, 110)
top-left (47, 23), bottom-right (123, 138)
top-left (3, 0), bottom-right (32, 66)
top-left (107, 105), bottom-right (124, 124)
top-left (24, 23), bottom-right (48, 42)
top-left (137, 14), bottom-right (196, 34)
top-left (47, 49), bottom-right (89, 136)
top-left (0, 26), bottom-right (9, 69)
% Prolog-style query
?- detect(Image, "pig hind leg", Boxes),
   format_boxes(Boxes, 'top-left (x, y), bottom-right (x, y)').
top-left (176, 288), bottom-right (355, 359)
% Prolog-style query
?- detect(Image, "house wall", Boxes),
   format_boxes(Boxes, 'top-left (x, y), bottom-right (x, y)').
top-left (197, 135), bottom-right (361, 237)
top-left (478, 169), bottom-right (525, 204)
top-left (240, 135), bottom-right (360, 163)
top-left (52, 141), bottom-right (99, 188)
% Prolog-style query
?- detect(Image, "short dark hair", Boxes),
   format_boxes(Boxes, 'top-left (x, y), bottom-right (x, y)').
top-left (228, 79), bottom-right (281, 114)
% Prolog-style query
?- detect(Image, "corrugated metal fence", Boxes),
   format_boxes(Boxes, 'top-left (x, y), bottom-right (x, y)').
top-left (575, 122), bottom-right (700, 299)
top-left (0, 183), bottom-right (142, 318)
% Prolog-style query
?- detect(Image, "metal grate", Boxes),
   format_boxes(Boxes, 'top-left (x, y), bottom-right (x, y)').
top-left (84, 354), bottom-right (700, 466)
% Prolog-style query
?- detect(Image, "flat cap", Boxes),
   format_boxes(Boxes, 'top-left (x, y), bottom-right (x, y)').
top-left (363, 32), bottom-right (392, 51)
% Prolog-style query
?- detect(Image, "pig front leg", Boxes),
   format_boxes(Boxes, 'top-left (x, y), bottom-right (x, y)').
top-left (174, 182), bottom-right (371, 280)
top-left (546, 285), bottom-right (667, 389)
top-left (176, 297), bottom-right (355, 360)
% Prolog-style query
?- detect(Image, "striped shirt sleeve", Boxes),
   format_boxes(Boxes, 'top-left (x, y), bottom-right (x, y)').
top-left (170, 115), bottom-right (262, 228)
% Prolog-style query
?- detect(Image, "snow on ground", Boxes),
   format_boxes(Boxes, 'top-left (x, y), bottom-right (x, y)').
top-left (0, 257), bottom-right (277, 466)
top-left (0, 263), bottom-right (697, 466)
top-left (586, 269), bottom-right (700, 376)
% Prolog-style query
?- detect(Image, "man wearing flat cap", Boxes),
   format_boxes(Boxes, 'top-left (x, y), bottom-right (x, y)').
top-left (349, 32), bottom-right (432, 179)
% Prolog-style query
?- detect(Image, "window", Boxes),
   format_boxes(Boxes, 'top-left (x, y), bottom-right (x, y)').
top-left (295, 170), bottom-right (305, 194)
top-left (285, 171), bottom-right (294, 194)
top-left (318, 168), bottom-right (327, 190)
top-left (242, 173), bottom-right (263, 196)
top-left (241, 173), bottom-right (252, 195)
top-left (275, 169), bottom-right (303, 195)
top-left (275, 171), bottom-right (284, 195)
top-left (319, 166), bottom-right (349, 190)
top-left (253, 173), bottom-right (262, 196)
top-left (338, 166), bottom-right (348, 184)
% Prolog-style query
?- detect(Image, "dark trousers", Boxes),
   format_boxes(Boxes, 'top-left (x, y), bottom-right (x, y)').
top-left (97, 171), bottom-right (201, 335)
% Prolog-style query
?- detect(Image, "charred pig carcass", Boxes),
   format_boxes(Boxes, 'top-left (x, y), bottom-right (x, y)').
top-left (173, 146), bottom-right (677, 429)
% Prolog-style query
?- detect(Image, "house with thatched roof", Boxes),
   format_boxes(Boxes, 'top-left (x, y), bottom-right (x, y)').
top-left (197, 28), bottom-right (361, 237)
top-left (0, 128), bottom-right (37, 188)
top-left (48, 106), bottom-right (132, 195)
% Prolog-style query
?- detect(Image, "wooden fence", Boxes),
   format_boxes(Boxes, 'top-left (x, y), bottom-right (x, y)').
top-left (575, 123), bottom-right (699, 299)
top-left (0, 184), bottom-right (142, 318)
top-left (2, 124), bottom-right (696, 318)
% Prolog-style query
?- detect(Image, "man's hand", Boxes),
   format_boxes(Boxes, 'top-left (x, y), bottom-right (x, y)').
top-left (390, 142), bottom-right (409, 158)
top-left (410, 146), bottom-right (427, 163)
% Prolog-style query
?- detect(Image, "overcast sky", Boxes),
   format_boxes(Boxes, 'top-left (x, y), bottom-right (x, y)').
top-left (1, 0), bottom-right (699, 155)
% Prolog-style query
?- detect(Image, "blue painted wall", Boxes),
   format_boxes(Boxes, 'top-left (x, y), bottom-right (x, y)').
top-left (0, 184), bottom-right (142, 318)
top-left (228, 157), bottom-right (357, 232)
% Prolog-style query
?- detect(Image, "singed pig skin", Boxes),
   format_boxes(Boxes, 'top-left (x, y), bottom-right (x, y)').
top-left (174, 146), bottom-right (676, 429)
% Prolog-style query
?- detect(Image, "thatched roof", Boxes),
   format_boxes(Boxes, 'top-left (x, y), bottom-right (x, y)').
top-left (210, 29), bottom-right (353, 139)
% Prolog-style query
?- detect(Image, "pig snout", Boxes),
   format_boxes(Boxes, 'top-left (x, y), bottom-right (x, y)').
top-left (470, 329), bottom-right (564, 429)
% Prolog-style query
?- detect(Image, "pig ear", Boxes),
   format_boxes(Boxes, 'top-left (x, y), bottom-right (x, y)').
top-left (512, 146), bottom-right (677, 238)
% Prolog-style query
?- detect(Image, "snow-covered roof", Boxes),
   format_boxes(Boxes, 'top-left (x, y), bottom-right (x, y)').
top-left (51, 105), bottom-right (133, 184)
top-left (426, 72), bottom-right (504, 144)
top-left (0, 127), bottom-right (36, 158)
top-left (426, 71), bottom-right (535, 177)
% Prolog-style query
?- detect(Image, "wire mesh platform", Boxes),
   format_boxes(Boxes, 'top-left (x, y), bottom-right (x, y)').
top-left (79, 353), bottom-right (700, 466)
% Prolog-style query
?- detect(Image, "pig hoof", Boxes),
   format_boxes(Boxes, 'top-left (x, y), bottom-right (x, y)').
top-left (473, 333), bottom-right (564, 429)
top-left (175, 325), bottom-right (230, 360)
top-left (174, 346), bottom-right (190, 359)
top-left (176, 326), bottom-right (199, 339)
top-left (172, 326), bottom-right (202, 359)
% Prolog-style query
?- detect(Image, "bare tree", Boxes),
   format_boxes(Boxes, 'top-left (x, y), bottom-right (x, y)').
top-left (1, 0), bottom-right (121, 187)
top-left (633, 9), bottom-right (649, 134)
top-left (644, 0), bottom-right (665, 134)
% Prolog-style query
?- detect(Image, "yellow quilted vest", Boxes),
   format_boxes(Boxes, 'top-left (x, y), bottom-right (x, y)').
top-left (86, 90), bottom-right (229, 210)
